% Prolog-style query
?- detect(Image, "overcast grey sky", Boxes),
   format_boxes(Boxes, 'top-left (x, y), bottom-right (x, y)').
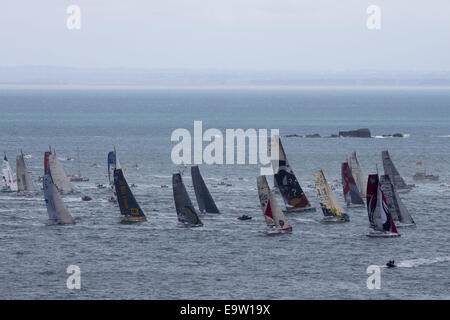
top-left (0, 0), bottom-right (449, 71)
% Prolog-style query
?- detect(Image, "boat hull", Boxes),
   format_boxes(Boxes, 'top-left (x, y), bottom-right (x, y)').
top-left (284, 207), bottom-right (316, 213)
top-left (366, 229), bottom-right (400, 238)
top-left (395, 222), bottom-right (416, 228)
top-left (177, 222), bottom-right (203, 228)
top-left (321, 216), bottom-right (350, 223)
top-left (120, 216), bottom-right (147, 223)
top-left (264, 226), bottom-right (292, 235)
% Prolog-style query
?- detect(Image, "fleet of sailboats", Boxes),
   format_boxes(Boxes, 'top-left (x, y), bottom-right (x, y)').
top-left (1, 146), bottom-right (420, 238)
top-left (314, 170), bottom-right (349, 223)
top-left (271, 135), bottom-right (315, 213)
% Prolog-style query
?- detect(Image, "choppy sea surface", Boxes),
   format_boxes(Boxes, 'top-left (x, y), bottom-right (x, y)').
top-left (0, 87), bottom-right (449, 299)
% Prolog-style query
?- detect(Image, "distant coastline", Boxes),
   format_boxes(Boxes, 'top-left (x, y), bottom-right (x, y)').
top-left (1, 66), bottom-right (450, 88)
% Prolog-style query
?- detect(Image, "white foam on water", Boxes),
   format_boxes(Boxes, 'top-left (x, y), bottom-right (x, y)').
top-left (396, 256), bottom-right (450, 268)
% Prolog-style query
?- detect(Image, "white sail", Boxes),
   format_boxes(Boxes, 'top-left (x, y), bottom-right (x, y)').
top-left (257, 175), bottom-right (291, 230)
top-left (48, 153), bottom-right (72, 193)
top-left (16, 154), bottom-right (36, 192)
top-left (43, 174), bottom-right (74, 224)
top-left (347, 152), bottom-right (366, 197)
top-left (314, 170), bottom-right (347, 219)
top-left (2, 155), bottom-right (17, 191)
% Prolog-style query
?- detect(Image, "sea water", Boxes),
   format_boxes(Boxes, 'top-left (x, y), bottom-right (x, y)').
top-left (0, 87), bottom-right (449, 299)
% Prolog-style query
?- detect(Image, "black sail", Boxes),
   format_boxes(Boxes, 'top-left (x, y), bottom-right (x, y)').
top-left (173, 172), bottom-right (203, 226)
top-left (191, 165), bottom-right (220, 214)
top-left (113, 168), bottom-right (146, 222)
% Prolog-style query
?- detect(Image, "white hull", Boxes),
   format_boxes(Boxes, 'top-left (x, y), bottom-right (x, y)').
top-left (264, 227), bottom-right (292, 235)
top-left (395, 222), bottom-right (416, 228)
top-left (366, 230), bottom-right (400, 238)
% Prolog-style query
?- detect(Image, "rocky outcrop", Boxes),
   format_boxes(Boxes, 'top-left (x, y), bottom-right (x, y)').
top-left (338, 128), bottom-right (371, 138)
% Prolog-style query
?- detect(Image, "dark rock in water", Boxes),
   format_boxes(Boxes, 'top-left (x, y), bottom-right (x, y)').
top-left (392, 133), bottom-right (403, 138)
top-left (305, 133), bottom-right (321, 138)
top-left (329, 134), bottom-right (339, 138)
top-left (339, 128), bottom-right (371, 138)
top-left (284, 134), bottom-right (303, 138)
top-left (82, 196), bottom-right (92, 201)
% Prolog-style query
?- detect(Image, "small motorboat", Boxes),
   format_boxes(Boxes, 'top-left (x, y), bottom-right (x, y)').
top-left (238, 214), bottom-right (252, 221)
top-left (386, 260), bottom-right (396, 268)
top-left (81, 195), bottom-right (92, 201)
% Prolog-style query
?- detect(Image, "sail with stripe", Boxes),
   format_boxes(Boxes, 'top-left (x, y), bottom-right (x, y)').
top-left (366, 174), bottom-right (399, 236)
top-left (113, 168), bottom-right (147, 222)
top-left (173, 172), bottom-right (203, 227)
top-left (347, 152), bottom-right (366, 197)
top-left (341, 162), bottom-right (364, 206)
top-left (43, 153), bottom-right (74, 224)
top-left (271, 135), bottom-right (315, 212)
top-left (314, 170), bottom-right (349, 221)
top-left (108, 148), bottom-right (121, 186)
top-left (382, 150), bottom-right (410, 191)
top-left (2, 154), bottom-right (17, 192)
top-left (257, 175), bottom-right (292, 233)
top-left (380, 174), bottom-right (415, 226)
top-left (191, 165), bottom-right (220, 214)
top-left (46, 150), bottom-right (72, 193)
top-left (16, 152), bottom-right (36, 192)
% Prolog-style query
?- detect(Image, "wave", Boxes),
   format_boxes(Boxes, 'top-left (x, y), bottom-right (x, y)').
top-left (395, 256), bottom-right (450, 268)
top-left (436, 135), bottom-right (450, 138)
top-left (373, 133), bottom-right (410, 139)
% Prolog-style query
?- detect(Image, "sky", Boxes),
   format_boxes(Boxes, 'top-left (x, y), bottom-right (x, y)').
top-left (0, 0), bottom-right (449, 71)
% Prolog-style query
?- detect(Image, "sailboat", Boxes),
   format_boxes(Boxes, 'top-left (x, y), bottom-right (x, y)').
top-left (341, 162), bottom-right (364, 207)
top-left (107, 148), bottom-right (121, 202)
top-left (257, 175), bottom-right (292, 234)
top-left (382, 150), bottom-right (413, 192)
top-left (366, 174), bottom-right (400, 237)
top-left (113, 168), bottom-right (147, 222)
top-left (380, 175), bottom-right (415, 227)
top-left (314, 170), bottom-right (350, 222)
top-left (347, 152), bottom-right (366, 197)
top-left (172, 172), bottom-right (203, 227)
top-left (2, 153), bottom-right (18, 192)
top-left (70, 148), bottom-right (89, 182)
top-left (271, 135), bottom-right (315, 213)
top-left (46, 148), bottom-right (73, 193)
top-left (16, 151), bottom-right (37, 193)
top-left (191, 165), bottom-right (220, 214)
top-left (43, 152), bottom-right (75, 225)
